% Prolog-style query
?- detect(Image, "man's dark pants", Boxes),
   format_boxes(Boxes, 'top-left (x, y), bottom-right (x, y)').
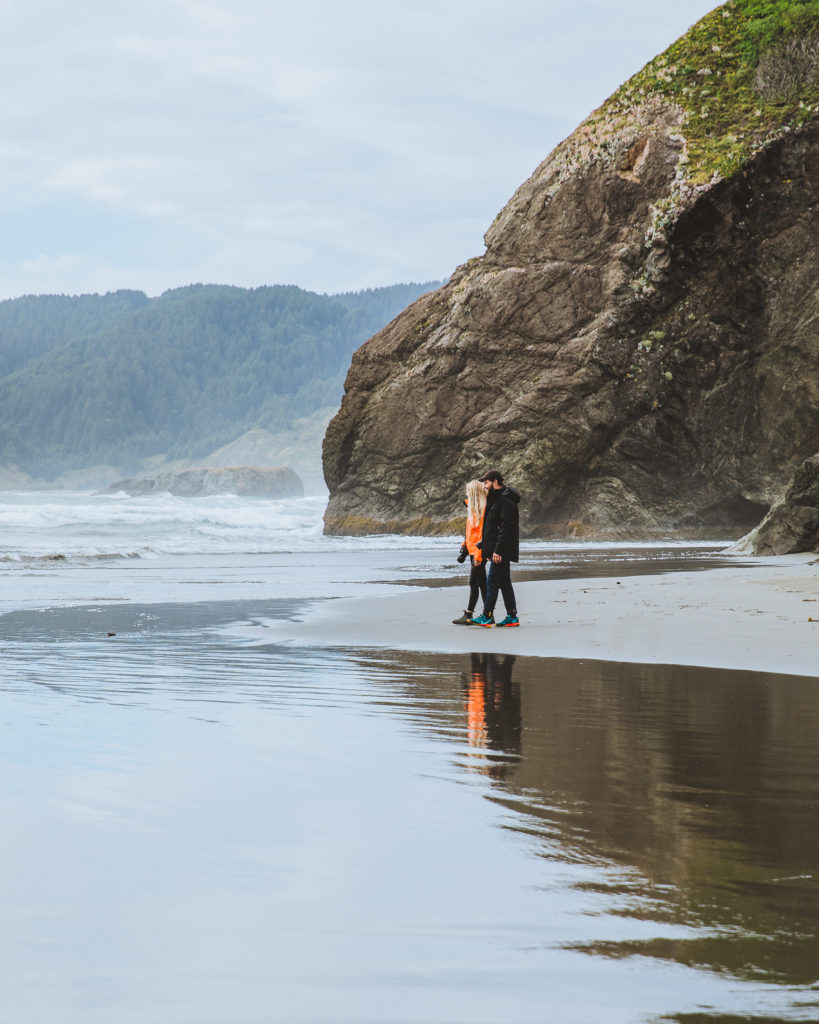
top-left (483, 558), bottom-right (517, 616)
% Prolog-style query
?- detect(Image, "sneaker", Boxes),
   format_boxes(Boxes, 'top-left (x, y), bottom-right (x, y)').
top-left (452, 610), bottom-right (476, 625)
top-left (471, 612), bottom-right (495, 627)
top-left (496, 614), bottom-right (520, 627)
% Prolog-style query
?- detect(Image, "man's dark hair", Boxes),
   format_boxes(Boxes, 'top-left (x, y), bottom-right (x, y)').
top-left (479, 469), bottom-right (504, 485)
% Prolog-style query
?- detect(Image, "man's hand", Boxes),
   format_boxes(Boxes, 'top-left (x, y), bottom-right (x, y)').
top-left (492, 553), bottom-right (502, 564)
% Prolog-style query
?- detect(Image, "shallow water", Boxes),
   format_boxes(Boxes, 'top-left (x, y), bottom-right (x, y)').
top-left (1, 597), bottom-right (817, 1023)
top-left (0, 490), bottom-right (736, 615)
top-left (398, 544), bottom-right (751, 588)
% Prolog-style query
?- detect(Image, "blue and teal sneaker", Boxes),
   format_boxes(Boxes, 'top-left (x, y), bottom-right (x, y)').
top-left (496, 614), bottom-right (520, 628)
top-left (471, 612), bottom-right (495, 627)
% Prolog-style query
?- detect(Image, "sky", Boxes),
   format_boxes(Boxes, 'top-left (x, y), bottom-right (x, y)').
top-left (0, 0), bottom-right (718, 300)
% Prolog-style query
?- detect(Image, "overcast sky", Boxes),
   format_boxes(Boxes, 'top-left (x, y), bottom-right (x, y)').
top-left (0, 0), bottom-right (717, 299)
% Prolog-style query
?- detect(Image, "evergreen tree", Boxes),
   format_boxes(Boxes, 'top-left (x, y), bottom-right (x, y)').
top-left (0, 281), bottom-right (439, 479)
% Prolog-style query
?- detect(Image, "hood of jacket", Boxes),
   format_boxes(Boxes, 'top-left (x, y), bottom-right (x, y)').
top-left (486, 484), bottom-right (520, 508)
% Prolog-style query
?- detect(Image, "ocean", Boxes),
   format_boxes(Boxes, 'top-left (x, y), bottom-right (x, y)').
top-left (1, 491), bottom-right (817, 1023)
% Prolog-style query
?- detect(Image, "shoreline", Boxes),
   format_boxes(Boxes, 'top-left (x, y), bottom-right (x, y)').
top-left (250, 554), bottom-right (819, 678)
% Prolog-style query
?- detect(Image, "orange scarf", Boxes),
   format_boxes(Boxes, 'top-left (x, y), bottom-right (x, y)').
top-left (465, 511), bottom-right (484, 563)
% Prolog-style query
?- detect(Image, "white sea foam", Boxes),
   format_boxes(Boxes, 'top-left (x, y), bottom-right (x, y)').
top-left (0, 489), bottom-right (735, 569)
top-left (0, 491), bottom-right (458, 561)
top-left (0, 491), bottom-right (464, 616)
top-left (0, 490), bottom-right (730, 563)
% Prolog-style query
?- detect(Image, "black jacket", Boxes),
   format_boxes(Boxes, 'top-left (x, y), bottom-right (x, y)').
top-left (480, 486), bottom-right (520, 562)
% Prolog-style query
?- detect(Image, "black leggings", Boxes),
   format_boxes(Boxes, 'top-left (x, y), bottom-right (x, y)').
top-left (468, 556), bottom-right (487, 612)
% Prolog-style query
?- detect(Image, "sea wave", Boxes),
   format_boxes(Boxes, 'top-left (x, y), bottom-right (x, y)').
top-left (0, 490), bottom-right (733, 565)
top-left (0, 550), bottom-right (147, 564)
top-left (0, 491), bottom-right (459, 562)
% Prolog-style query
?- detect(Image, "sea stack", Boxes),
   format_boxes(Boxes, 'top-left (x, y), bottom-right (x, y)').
top-left (323, 0), bottom-right (819, 537)
top-left (106, 466), bottom-right (304, 498)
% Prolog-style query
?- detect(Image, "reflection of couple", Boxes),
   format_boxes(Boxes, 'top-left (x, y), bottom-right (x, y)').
top-left (452, 469), bottom-right (521, 627)
top-left (462, 653), bottom-right (520, 777)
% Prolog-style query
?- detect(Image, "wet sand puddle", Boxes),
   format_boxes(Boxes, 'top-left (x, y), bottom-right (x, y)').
top-left (0, 604), bottom-right (817, 1023)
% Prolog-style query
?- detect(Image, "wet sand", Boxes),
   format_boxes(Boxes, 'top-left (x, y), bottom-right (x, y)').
top-left (4, 628), bottom-right (819, 1022)
top-left (256, 554), bottom-right (819, 678)
top-left (3, 547), bottom-right (819, 1021)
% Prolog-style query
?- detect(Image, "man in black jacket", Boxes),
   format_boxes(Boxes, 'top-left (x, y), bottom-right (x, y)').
top-left (472, 470), bottom-right (520, 627)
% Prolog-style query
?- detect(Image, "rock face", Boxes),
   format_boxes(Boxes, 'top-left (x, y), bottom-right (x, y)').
top-left (106, 466), bottom-right (303, 498)
top-left (323, 3), bottom-right (819, 538)
top-left (736, 454), bottom-right (819, 555)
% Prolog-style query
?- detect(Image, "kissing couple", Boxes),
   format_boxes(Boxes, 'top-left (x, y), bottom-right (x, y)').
top-left (453, 469), bottom-right (520, 627)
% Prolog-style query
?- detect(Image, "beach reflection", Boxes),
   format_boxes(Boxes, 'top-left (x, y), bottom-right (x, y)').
top-left (462, 653), bottom-right (521, 778)
top-left (3, 599), bottom-right (819, 1022)
top-left (447, 653), bottom-right (819, 991)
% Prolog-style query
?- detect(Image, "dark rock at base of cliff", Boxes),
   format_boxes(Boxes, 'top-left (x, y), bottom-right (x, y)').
top-left (105, 466), bottom-right (303, 498)
top-left (737, 454), bottom-right (819, 555)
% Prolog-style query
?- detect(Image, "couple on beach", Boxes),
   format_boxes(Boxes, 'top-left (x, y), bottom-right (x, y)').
top-left (453, 469), bottom-right (520, 628)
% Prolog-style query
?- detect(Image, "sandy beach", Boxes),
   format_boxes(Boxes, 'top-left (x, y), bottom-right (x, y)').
top-left (259, 554), bottom-right (819, 678)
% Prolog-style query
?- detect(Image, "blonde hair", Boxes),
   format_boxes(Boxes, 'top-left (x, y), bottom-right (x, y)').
top-left (466, 479), bottom-right (486, 526)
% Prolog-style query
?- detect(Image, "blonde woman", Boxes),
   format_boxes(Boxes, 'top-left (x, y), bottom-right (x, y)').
top-left (452, 479), bottom-right (488, 625)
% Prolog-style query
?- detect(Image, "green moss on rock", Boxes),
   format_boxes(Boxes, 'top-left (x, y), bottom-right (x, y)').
top-left (591, 0), bottom-right (818, 183)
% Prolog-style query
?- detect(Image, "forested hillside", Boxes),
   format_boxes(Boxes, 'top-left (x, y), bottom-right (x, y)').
top-left (0, 291), bottom-right (150, 377)
top-left (0, 282), bottom-right (438, 481)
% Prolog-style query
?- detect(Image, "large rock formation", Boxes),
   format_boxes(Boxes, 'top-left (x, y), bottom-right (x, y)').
top-left (735, 453), bottom-right (819, 555)
top-left (323, 1), bottom-right (819, 537)
top-left (106, 466), bottom-right (303, 498)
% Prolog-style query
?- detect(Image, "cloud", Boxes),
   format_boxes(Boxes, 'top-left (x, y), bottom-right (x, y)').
top-left (0, 0), bottom-right (718, 298)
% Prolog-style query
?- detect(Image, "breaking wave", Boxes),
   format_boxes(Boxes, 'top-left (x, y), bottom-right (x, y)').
top-left (0, 491), bottom-right (458, 563)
